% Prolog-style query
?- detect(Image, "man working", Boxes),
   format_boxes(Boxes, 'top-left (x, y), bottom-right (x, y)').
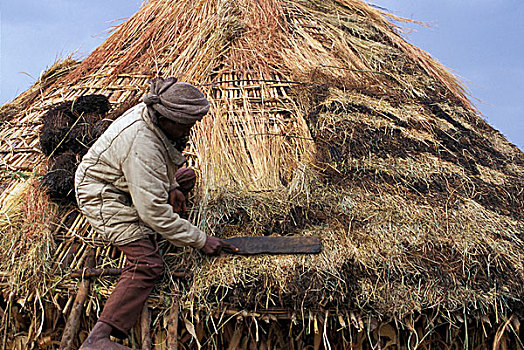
top-left (75, 77), bottom-right (231, 349)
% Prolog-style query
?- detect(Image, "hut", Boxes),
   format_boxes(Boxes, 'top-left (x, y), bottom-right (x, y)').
top-left (0, 0), bottom-right (522, 348)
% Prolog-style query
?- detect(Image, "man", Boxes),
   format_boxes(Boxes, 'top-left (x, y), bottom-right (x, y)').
top-left (75, 77), bottom-right (232, 350)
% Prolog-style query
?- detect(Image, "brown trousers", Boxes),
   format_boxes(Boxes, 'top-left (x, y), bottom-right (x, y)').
top-left (99, 235), bottom-right (164, 338)
top-left (98, 167), bottom-right (197, 338)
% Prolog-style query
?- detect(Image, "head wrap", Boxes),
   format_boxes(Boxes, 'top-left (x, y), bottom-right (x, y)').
top-left (142, 77), bottom-right (209, 125)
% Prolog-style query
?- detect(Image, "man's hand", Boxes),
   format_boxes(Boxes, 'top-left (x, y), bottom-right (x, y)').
top-left (168, 189), bottom-right (187, 214)
top-left (200, 235), bottom-right (239, 255)
top-left (201, 236), bottom-right (222, 255)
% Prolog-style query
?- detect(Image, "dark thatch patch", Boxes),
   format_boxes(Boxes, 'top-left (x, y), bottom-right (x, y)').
top-left (41, 151), bottom-right (78, 200)
top-left (39, 94), bottom-right (114, 201)
top-left (39, 95), bottom-right (110, 156)
top-left (38, 96), bottom-right (141, 201)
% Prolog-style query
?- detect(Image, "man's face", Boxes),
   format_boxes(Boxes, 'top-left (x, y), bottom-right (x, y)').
top-left (157, 117), bottom-right (195, 141)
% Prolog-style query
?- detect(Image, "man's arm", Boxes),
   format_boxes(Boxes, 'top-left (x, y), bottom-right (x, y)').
top-left (122, 135), bottom-right (207, 249)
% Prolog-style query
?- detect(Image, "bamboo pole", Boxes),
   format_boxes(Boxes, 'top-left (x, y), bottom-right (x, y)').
top-left (59, 249), bottom-right (95, 350)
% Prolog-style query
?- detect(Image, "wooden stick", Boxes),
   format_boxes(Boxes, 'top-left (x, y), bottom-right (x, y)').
top-left (167, 300), bottom-right (179, 350)
top-left (140, 302), bottom-right (152, 350)
top-left (59, 249), bottom-right (95, 350)
top-left (0, 147), bottom-right (41, 154)
top-left (69, 268), bottom-right (123, 278)
top-left (70, 268), bottom-right (190, 279)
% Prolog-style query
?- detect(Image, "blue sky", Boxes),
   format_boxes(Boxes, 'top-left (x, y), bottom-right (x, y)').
top-left (371, 0), bottom-right (524, 151)
top-left (1, 1), bottom-right (522, 150)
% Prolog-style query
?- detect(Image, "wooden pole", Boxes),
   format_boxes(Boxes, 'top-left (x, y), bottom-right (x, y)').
top-left (70, 268), bottom-right (190, 279)
top-left (140, 302), bottom-right (152, 350)
top-left (167, 300), bottom-right (179, 350)
top-left (59, 249), bottom-right (95, 350)
top-left (69, 268), bottom-right (122, 278)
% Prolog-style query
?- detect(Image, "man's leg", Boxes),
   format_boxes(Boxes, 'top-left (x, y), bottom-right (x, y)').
top-left (80, 236), bottom-right (164, 350)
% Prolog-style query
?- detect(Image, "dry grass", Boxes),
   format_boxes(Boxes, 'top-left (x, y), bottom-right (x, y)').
top-left (0, 0), bottom-right (523, 348)
top-left (0, 178), bottom-right (59, 347)
top-left (0, 178), bottom-right (57, 295)
top-left (61, 0), bottom-right (472, 108)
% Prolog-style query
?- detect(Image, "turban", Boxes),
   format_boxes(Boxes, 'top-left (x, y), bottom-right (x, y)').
top-left (142, 77), bottom-right (209, 125)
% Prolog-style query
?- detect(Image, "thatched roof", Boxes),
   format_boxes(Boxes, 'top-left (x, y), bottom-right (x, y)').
top-left (0, 0), bottom-right (522, 348)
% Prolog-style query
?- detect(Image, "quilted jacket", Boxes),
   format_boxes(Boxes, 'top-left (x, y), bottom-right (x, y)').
top-left (74, 103), bottom-right (206, 248)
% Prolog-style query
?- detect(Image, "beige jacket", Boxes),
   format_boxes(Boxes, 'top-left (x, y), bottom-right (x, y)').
top-left (74, 103), bottom-right (206, 248)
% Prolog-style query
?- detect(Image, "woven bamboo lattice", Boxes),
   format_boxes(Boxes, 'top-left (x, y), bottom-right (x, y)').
top-left (0, 0), bottom-right (523, 349)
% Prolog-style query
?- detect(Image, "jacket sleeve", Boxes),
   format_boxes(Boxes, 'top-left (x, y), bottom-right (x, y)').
top-left (121, 132), bottom-right (207, 249)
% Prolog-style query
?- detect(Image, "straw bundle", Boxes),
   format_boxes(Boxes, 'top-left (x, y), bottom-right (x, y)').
top-left (0, 178), bottom-right (59, 348)
top-left (0, 0), bottom-right (523, 348)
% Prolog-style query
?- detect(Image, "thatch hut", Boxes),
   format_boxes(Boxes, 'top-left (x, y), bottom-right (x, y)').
top-left (0, 0), bottom-right (522, 348)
